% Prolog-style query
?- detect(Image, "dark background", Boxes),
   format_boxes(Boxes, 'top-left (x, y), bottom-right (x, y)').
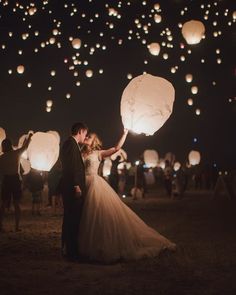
top-left (0, 0), bottom-right (235, 168)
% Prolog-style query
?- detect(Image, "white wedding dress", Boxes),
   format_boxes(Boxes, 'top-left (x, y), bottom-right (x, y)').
top-left (78, 151), bottom-right (176, 263)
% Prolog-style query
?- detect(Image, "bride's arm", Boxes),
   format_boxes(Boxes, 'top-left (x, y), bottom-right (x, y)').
top-left (100, 129), bottom-right (128, 159)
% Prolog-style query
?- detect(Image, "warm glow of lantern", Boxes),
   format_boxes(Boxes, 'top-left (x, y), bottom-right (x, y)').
top-left (185, 74), bottom-right (193, 83)
top-left (144, 149), bottom-right (159, 167)
top-left (148, 42), bottom-right (160, 56)
top-left (182, 20), bottom-right (205, 45)
top-left (191, 86), bottom-right (198, 95)
top-left (188, 150), bottom-right (201, 166)
top-left (102, 158), bottom-right (112, 177)
top-left (0, 127), bottom-right (6, 153)
top-left (121, 74), bottom-right (175, 136)
top-left (17, 65), bottom-right (25, 74)
top-left (72, 38), bottom-right (82, 49)
top-left (174, 162), bottom-right (181, 171)
top-left (27, 132), bottom-right (59, 171)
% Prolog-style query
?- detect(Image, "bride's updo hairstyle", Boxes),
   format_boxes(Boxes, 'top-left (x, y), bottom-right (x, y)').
top-left (83, 132), bottom-right (102, 155)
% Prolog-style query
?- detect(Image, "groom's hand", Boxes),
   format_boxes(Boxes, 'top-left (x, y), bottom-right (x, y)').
top-left (74, 185), bottom-right (82, 199)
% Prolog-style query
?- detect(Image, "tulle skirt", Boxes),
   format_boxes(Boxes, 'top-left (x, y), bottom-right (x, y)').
top-left (78, 174), bottom-right (176, 263)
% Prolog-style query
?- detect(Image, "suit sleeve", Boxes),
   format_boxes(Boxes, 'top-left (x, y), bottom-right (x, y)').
top-left (61, 140), bottom-right (84, 186)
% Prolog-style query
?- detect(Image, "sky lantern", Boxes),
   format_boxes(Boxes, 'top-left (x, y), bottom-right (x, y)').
top-left (191, 86), bottom-right (198, 95)
top-left (72, 38), bottom-right (82, 49)
top-left (121, 74), bottom-right (174, 135)
top-left (187, 98), bottom-right (193, 106)
top-left (154, 14), bottom-right (162, 23)
top-left (174, 162), bottom-right (181, 171)
top-left (46, 100), bottom-right (53, 107)
top-left (47, 130), bottom-right (60, 143)
top-left (144, 149), bottom-right (159, 168)
top-left (102, 158), bottom-right (112, 177)
top-left (188, 150), bottom-right (201, 166)
top-left (185, 74), bottom-right (193, 83)
top-left (17, 65), bottom-right (25, 74)
top-left (148, 42), bottom-right (160, 56)
top-left (0, 127), bottom-right (6, 153)
top-left (27, 132), bottom-right (59, 172)
top-left (181, 20), bottom-right (205, 45)
top-left (86, 69), bottom-right (93, 78)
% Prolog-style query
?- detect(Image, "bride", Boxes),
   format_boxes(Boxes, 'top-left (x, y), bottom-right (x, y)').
top-left (79, 129), bottom-right (176, 263)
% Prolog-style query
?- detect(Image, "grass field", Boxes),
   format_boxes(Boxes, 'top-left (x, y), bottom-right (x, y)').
top-left (0, 190), bottom-right (235, 295)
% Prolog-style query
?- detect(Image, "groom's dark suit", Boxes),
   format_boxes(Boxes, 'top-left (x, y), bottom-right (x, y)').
top-left (60, 136), bottom-right (86, 259)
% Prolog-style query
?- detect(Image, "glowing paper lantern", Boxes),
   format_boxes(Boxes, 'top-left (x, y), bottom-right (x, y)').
top-left (86, 70), bottom-right (93, 78)
top-left (148, 42), bottom-right (160, 56)
top-left (102, 158), bottom-right (112, 177)
top-left (185, 74), bottom-right (193, 83)
top-left (110, 148), bottom-right (127, 161)
top-left (182, 20), bottom-right (205, 45)
top-left (120, 74), bottom-right (175, 135)
top-left (27, 132), bottom-right (59, 171)
top-left (174, 162), bottom-right (181, 171)
top-left (72, 38), bottom-right (81, 49)
top-left (188, 150), bottom-right (201, 166)
top-left (46, 100), bottom-right (53, 107)
top-left (17, 65), bottom-right (25, 74)
top-left (0, 127), bottom-right (6, 153)
top-left (47, 130), bottom-right (60, 143)
top-left (154, 14), bottom-right (162, 23)
top-left (191, 86), bottom-right (198, 95)
top-left (144, 150), bottom-right (159, 167)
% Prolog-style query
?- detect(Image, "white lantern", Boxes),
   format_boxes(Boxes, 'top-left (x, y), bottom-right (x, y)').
top-left (185, 74), bottom-right (193, 83)
top-left (174, 162), bottom-right (181, 171)
top-left (102, 158), bottom-right (112, 177)
top-left (120, 74), bottom-right (175, 135)
top-left (17, 65), bottom-right (25, 74)
top-left (188, 150), bottom-right (201, 166)
top-left (110, 148), bottom-right (127, 161)
top-left (27, 132), bottom-right (59, 171)
top-left (148, 42), bottom-right (160, 56)
top-left (118, 162), bottom-right (131, 170)
top-left (72, 38), bottom-right (82, 49)
top-left (46, 100), bottom-right (53, 107)
top-left (144, 149), bottom-right (159, 167)
top-left (0, 127), bottom-right (6, 153)
top-left (182, 20), bottom-right (205, 45)
top-left (154, 14), bottom-right (162, 23)
top-left (47, 130), bottom-right (60, 143)
top-left (191, 86), bottom-right (198, 95)
top-left (86, 69), bottom-right (93, 78)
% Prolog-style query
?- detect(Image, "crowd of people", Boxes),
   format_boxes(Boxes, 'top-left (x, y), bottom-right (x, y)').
top-left (0, 133), bottom-right (235, 233)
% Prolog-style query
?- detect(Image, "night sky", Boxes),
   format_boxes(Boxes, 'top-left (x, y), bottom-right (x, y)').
top-left (0, 0), bottom-right (235, 168)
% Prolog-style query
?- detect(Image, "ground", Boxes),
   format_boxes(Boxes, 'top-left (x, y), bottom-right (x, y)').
top-left (0, 189), bottom-right (236, 295)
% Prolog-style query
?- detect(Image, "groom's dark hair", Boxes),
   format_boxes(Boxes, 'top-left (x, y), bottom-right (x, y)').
top-left (71, 122), bottom-right (88, 135)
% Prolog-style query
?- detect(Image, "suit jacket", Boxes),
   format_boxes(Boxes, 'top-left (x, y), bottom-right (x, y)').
top-left (60, 136), bottom-right (86, 195)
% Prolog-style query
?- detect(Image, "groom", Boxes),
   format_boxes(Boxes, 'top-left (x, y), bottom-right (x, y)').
top-left (60, 122), bottom-right (88, 261)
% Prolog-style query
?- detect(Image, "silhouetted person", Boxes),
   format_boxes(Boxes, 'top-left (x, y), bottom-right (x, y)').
top-left (0, 134), bottom-right (32, 232)
top-left (109, 156), bottom-right (121, 194)
top-left (27, 168), bottom-right (44, 216)
top-left (163, 160), bottom-right (173, 197)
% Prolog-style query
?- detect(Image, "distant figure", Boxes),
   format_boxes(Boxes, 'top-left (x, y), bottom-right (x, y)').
top-left (109, 155), bottom-right (121, 194)
top-left (27, 168), bottom-right (44, 216)
top-left (163, 160), bottom-right (173, 197)
top-left (0, 134), bottom-right (32, 232)
top-left (133, 159), bottom-right (146, 199)
top-left (48, 159), bottom-right (63, 215)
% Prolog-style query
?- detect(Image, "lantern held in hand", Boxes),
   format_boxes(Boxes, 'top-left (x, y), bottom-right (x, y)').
top-left (120, 74), bottom-right (175, 135)
top-left (28, 132), bottom-right (59, 171)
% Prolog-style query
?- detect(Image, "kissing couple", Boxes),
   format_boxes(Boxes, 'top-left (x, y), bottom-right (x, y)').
top-left (60, 122), bottom-right (176, 263)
